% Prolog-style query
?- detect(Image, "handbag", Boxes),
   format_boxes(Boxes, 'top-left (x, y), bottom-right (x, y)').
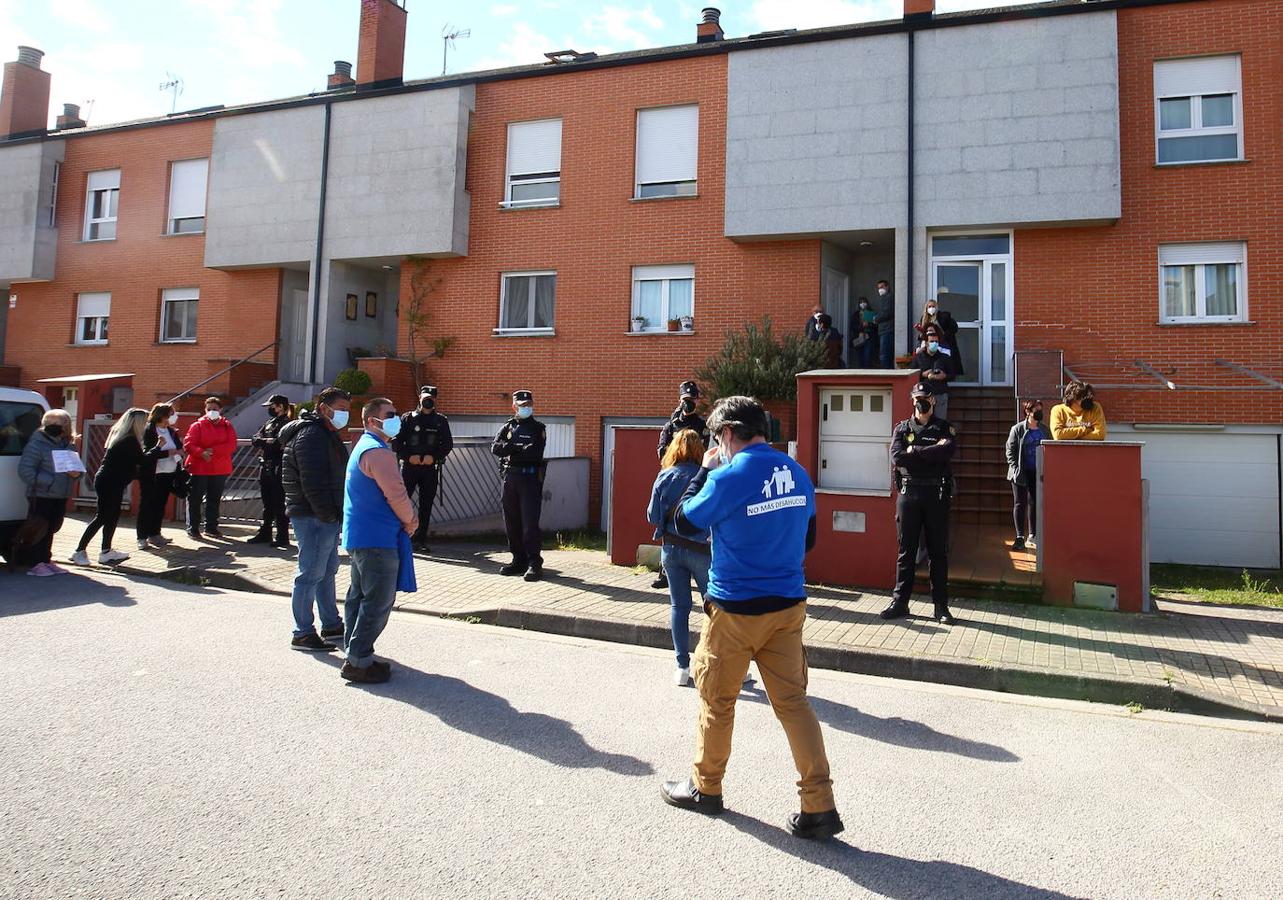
top-left (8, 457), bottom-right (51, 565)
top-left (170, 465), bottom-right (190, 499)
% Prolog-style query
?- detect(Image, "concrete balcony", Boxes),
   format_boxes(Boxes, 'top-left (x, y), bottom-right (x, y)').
top-left (0, 139), bottom-right (63, 288)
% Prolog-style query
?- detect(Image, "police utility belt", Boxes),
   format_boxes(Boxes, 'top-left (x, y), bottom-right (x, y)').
top-left (508, 464), bottom-right (541, 476)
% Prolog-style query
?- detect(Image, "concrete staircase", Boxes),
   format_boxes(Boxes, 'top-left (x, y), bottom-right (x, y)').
top-left (948, 387), bottom-right (1018, 529)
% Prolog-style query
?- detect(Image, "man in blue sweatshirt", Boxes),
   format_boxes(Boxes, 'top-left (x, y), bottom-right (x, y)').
top-left (659, 395), bottom-right (843, 841)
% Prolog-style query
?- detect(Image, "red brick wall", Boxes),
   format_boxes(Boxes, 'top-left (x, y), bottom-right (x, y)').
top-left (6, 119), bottom-right (281, 412)
top-left (1015, 0), bottom-right (1282, 424)
top-left (0, 59), bottom-right (51, 138)
top-left (399, 54), bottom-right (822, 520)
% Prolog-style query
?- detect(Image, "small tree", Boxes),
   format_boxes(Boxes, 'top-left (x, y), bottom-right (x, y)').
top-left (696, 317), bottom-right (828, 402)
top-left (404, 257), bottom-right (445, 388)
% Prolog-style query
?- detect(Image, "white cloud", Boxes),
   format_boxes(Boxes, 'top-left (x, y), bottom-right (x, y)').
top-left (747, 0), bottom-right (898, 31)
top-left (583, 5), bottom-right (663, 51)
top-left (47, 0), bottom-right (114, 33)
top-left (468, 21), bottom-right (559, 71)
top-left (490, 3), bottom-right (518, 15)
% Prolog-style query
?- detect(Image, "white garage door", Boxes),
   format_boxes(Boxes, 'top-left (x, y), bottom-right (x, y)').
top-left (1139, 432), bottom-right (1281, 568)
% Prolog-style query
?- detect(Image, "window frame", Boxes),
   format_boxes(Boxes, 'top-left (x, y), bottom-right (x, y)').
top-left (1153, 56), bottom-right (1243, 165)
top-left (74, 291), bottom-right (111, 345)
top-left (83, 169), bottom-right (120, 242)
top-left (634, 104), bottom-right (699, 200)
top-left (496, 270), bottom-right (557, 335)
top-left (160, 287), bottom-right (200, 343)
top-left (504, 118), bottom-right (562, 209)
top-left (630, 264), bottom-right (695, 332)
top-left (167, 157), bottom-right (209, 235)
top-left (1157, 242), bottom-right (1247, 324)
top-left (47, 162), bottom-right (60, 227)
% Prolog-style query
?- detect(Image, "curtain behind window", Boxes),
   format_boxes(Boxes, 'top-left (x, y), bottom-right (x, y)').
top-left (533, 275), bottom-right (556, 328)
top-left (1205, 264), bottom-right (1237, 316)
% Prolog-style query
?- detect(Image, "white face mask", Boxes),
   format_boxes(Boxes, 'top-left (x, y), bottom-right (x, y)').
top-left (926, 305), bottom-right (937, 315)
top-left (168, 414), bottom-right (179, 426)
top-left (206, 409), bottom-right (221, 421)
top-left (877, 288), bottom-right (888, 296)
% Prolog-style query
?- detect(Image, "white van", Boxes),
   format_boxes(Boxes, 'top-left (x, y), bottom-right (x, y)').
top-left (0, 386), bottom-right (53, 540)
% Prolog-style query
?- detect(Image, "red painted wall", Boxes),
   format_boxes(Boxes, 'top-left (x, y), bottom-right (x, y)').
top-left (608, 427), bottom-right (662, 567)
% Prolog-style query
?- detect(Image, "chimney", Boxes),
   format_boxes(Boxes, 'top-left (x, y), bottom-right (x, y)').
top-left (0, 46), bottom-right (52, 139)
top-left (327, 60), bottom-right (355, 90)
top-left (697, 8), bottom-right (724, 43)
top-left (357, 0), bottom-right (407, 89)
top-left (903, 0), bottom-right (935, 20)
top-left (55, 102), bottom-right (86, 129)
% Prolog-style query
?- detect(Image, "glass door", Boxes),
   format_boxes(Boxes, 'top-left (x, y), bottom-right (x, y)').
top-left (930, 233), bottom-right (1014, 386)
top-left (933, 263), bottom-right (981, 385)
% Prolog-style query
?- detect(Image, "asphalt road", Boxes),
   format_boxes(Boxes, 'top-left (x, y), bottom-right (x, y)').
top-left (1, 571), bottom-right (1281, 900)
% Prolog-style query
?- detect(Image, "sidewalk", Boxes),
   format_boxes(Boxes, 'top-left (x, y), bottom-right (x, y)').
top-left (46, 514), bottom-right (1283, 720)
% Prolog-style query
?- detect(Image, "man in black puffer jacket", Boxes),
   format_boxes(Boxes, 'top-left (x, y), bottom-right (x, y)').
top-left (280, 386), bottom-right (352, 652)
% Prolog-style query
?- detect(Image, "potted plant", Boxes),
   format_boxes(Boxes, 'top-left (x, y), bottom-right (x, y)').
top-left (679, 314), bottom-right (694, 331)
top-left (631, 315), bottom-right (648, 332)
top-left (667, 318), bottom-right (680, 332)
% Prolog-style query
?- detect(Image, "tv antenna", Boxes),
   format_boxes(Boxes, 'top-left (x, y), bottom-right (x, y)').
top-left (159, 72), bottom-right (184, 114)
top-left (442, 24), bottom-right (470, 75)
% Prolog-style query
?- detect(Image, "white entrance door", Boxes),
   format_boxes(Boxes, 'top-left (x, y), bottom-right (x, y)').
top-left (62, 387), bottom-right (79, 427)
top-left (931, 256), bottom-right (1013, 385)
top-left (280, 289), bottom-right (308, 382)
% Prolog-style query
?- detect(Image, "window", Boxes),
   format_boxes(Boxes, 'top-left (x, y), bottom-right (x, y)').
top-left (631, 265), bottom-right (694, 331)
top-left (1154, 55), bottom-right (1242, 164)
top-left (505, 119), bottom-right (561, 208)
top-left (1159, 242), bottom-right (1246, 323)
top-left (161, 287), bottom-right (199, 342)
top-left (46, 162), bottom-right (60, 227)
top-left (83, 169), bottom-right (120, 241)
top-left (635, 105), bottom-right (698, 199)
top-left (167, 158), bottom-right (208, 234)
top-left (497, 272), bottom-right (556, 333)
top-left (0, 401), bottom-right (46, 457)
top-left (75, 292), bottom-right (111, 344)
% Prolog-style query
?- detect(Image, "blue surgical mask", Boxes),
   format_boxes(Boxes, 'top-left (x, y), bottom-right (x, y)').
top-left (330, 409), bottom-right (349, 430)
top-left (927, 341), bottom-right (939, 353)
top-left (380, 415), bottom-right (402, 439)
top-left (516, 406), bottom-right (533, 419)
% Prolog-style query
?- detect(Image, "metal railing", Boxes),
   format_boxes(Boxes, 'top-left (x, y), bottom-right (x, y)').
top-left (166, 340), bottom-right (277, 406)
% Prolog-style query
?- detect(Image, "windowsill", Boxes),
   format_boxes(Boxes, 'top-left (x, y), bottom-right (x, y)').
top-left (161, 231), bottom-right (205, 238)
top-left (630, 193), bottom-right (700, 203)
top-left (626, 329), bottom-right (697, 336)
top-left (68, 342), bottom-right (108, 347)
top-left (77, 238), bottom-right (117, 244)
top-left (1154, 158), bottom-right (1250, 169)
top-left (493, 328), bottom-right (555, 337)
top-left (498, 201), bottom-right (560, 211)
top-left (1157, 319), bottom-right (1254, 326)
top-left (158, 339), bottom-right (198, 344)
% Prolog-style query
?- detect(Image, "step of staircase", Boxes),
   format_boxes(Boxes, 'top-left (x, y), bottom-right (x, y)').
top-left (946, 386), bottom-right (1016, 528)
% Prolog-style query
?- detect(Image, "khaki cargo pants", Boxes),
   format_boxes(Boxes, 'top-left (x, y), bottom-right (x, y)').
top-left (692, 601), bottom-right (835, 813)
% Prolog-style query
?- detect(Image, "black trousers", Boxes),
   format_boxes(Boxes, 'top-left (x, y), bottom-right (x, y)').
top-left (258, 462), bottom-right (289, 539)
top-left (401, 464), bottom-right (439, 541)
top-left (28, 497), bottom-right (67, 565)
top-left (137, 472), bottom-right (175, 539)
top-left (78, 478), bottom-right (127, 552)
top-left (1012, 478), bottom-right (1038, 539)
top-left (893, 485), bottom-right (950, 611)
top-left (187, 474), bottom-right (227, 532)
top-left (502, 472), bottom-right (543, 567)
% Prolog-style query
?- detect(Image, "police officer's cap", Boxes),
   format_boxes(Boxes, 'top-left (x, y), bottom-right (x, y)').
top-left (262, 393), bottom-right (290, 407)
top-left (512, 390), bottom-right (533, 405)
top-left (679, 381), bottom-right (700, 399)
top-left (910, 382), bottom-right (931, 399)
top-left (419, 385), bottom-right (438, 397)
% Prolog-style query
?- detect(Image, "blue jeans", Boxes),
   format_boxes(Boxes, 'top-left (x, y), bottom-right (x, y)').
top-left (344, 547), bottom-right (399, 667)
top-left (290, 516), bottom-right (342, 637)
top-left (858, 337), bottom-right (877, 368)
top-left (879, 330), bottom-right (894, 368)
top-left (662, 543), bottom-right (710, 669)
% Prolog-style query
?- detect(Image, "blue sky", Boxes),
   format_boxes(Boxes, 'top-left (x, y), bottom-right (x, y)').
top-left (3, 0), bottom-right (1029, 127)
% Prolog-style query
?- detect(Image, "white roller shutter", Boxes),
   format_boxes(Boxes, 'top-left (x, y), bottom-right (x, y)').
top-left (1154, 55), bottom-right (1240, 97)
top-left (1159, 242), bottom-right (1245, 265)
top-left (76, 292), bottom-right (111, 318)
top-left (86, 169), bottom-right (120, 191)
top-left (168, 158), bottom-right (208, 220)
top-left (507, 119), bottom-right (562, 176)
top-left (636, 105), bottom-right (698, 185)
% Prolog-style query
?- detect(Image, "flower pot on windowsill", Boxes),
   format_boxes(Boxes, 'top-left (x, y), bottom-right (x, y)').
top-left (631, 317), bottom-right (648, 332)
top-left (679, 315), bottom-right (694, 331)
top-left (667, 319), bottom-right (680, 332)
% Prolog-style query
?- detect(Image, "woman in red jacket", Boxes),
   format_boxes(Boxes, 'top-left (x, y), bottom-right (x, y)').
top-left (183, 396), bottom-right (239, 539)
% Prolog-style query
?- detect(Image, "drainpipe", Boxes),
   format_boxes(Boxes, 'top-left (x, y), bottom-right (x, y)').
top-left (905, 30), bottom-right (915, 356)
top-left (309, 101), bottom-right (333, 384)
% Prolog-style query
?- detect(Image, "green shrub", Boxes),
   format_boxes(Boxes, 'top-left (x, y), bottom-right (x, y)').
top-left (696, 317), bottom-right (828, 401)
top-left (334, 368), bottom-right (372, 396)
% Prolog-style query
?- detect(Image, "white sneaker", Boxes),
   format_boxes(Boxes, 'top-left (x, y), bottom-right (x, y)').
top-left (137, 539), bottom-right (149, 550)
top-left (673, 667), bottom-right (691, 686)
top-left (69, 550), bottom-right (90, 566)
top-left (98, 549), bottom-right (130, 565)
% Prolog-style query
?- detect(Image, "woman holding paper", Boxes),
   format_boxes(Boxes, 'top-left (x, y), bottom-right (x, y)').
top-left (17, 409), bottom-right (81, 576)
top-left (70, 408), bottom-right (160, 567)
top-left (137, 403), bottom-right (185, 549)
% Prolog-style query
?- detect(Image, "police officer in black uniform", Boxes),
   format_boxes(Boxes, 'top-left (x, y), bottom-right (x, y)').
top-left (657, 380), bottom-right (709, 460)
top-left (881, 382), bottom-right (957, 625)
top-left (492, 389), bottom-right (547, 582)
top-left (247, 393), bottom-right (292, 548)
top-left (391, 385), bottom-right (454, 553)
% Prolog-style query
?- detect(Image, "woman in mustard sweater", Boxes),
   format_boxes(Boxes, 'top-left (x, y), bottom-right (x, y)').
top-left (1050, 381), bottom-right (1106, 441)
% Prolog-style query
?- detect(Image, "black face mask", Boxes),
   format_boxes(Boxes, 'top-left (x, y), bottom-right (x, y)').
top-left (914, 399), bottom-right (932, 414)
top-left (681, 399), bottom-right (695, 414)
top-left (44, 424), bottom-right (64, 438)
top-left (422, 399), bottom-right (435, 411)
top-left (1081, 398), bottom-right (1095, 411)
top-left (1032, 410), bottom-right (1044, 422)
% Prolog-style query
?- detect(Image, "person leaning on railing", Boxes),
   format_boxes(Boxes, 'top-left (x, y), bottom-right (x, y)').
top-left (1050, 381), bottom-right (1106, 441)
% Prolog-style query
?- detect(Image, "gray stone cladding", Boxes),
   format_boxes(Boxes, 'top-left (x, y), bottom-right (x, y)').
top-left (0, 139), bottom-right (63, 287)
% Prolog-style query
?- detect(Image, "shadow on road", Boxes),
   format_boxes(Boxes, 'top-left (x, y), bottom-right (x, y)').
top-left (740, 684), bottom-right (1019, 762)
top-left (720, 810), bottom-right (1082, 899)
top-left (310, 655), bottom-right (654, 777)
top-left (0, 572), bottom-right (136, 618)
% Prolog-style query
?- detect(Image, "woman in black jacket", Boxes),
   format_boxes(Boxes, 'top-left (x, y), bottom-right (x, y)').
top-left (70, 408), bottom-right (161, 566)
top-left (137, 403), bottom-right (185, 550)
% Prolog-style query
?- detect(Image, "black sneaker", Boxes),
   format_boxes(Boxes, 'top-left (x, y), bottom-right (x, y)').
top-left (246, 531), bottom-right (273, 544)
top-left (291, 632), bottom-right (336, 652)
top-left (652, 572), bottom-right (669, 589)
top-left (499, 562), bottom-right (527, 576)
top-left (787, 809), bottom-right (844, 840)
top-left (935, 609), bottom-right (957, 626)
top-left (879, 602), bottom-right (910, 620)
top-left (319, 623), bottom-right (345, 641)
top-left (661, 778), bottom-right (724, 815)
top-left (523, 566), bottom-right (543, 582)
top-left (1011, 537), bottom-right (1027, 552)
top-left (186, 528), bottom-right (202, 540)
top-left (341, 661), bottom-right (390, 684)
top-left (274, 539), bottom-right (293, 551)
top-left (206, 528), bottom-right (226, 539)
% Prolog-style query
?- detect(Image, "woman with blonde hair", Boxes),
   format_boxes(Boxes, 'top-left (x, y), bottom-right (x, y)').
top-left (646, 428), bottom-right (711, 686)
top-left (70, 408), bottom-right (159, 566)
top-left (17, 409), bottom-right (81, 576)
